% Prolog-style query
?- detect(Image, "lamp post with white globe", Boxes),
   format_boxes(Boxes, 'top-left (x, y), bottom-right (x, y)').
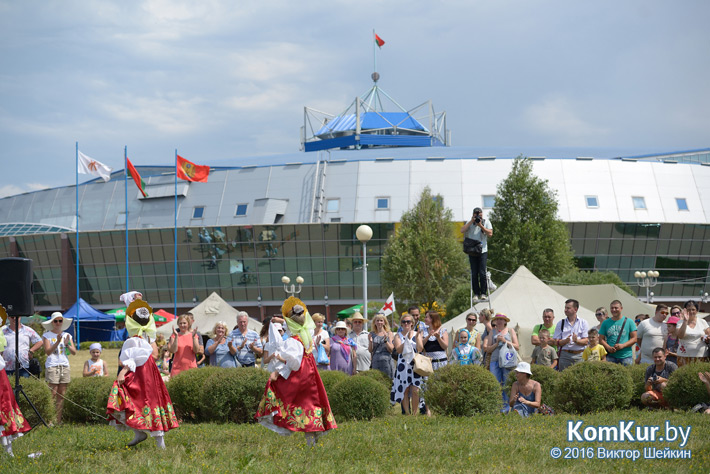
top-left (356, 225), bottom-right (373, 330)
top-left (634, 270), bottom-right (659, 304)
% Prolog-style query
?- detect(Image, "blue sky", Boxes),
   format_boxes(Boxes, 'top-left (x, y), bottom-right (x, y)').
top-left (1, 0), bottom-right (708, 197)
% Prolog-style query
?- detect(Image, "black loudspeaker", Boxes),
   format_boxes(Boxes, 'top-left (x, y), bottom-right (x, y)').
top-left (0, 257), bottom-right (34, 316)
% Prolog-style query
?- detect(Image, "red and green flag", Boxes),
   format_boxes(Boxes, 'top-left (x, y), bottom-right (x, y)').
top-left (127, 158), bottom-right (148, 197)
top-left (375, 33), bottom-right (385, 48)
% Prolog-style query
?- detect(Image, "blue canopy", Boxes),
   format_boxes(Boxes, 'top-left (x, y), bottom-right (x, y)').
top-left (63, 298), bottom-right (115, 343)
top-left (316, 112), bottom-right (428, 136)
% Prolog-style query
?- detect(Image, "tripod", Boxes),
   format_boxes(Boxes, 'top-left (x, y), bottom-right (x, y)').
top-left (9, 316), bottom-right (48, 429)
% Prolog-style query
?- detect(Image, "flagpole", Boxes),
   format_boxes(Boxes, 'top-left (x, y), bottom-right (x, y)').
top-left (75, 142), bottom-right (81, 346)
top-left (174, 149), bottom-right (178, 317)
top-left (124, 146), bottom-right (129, 292)
top-left (373, 29), bottom-right (377, 79)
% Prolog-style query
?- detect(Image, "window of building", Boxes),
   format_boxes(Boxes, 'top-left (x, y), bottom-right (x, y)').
top-left (192, 206), bottom-right (204, 219)
top-left (330, 217), bottom-right (341, 223)
top-left (376, 197), bottom-right (390, 210)
top-left (326, 199), bottom-right (339, 213)
top-left (585, 196), bottom-right (599, 208)
top-left (235, 204), bottom-right (248, 216)
top-left (632, 197), bottom-right (646, 210)
top-left (675, 198), bottom-right (689, 211)
top-left (482, 195), bottom-right (496, 208)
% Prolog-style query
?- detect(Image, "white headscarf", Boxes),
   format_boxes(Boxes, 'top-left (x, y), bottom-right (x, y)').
top-left (119, 291), bottom-right (143, 306)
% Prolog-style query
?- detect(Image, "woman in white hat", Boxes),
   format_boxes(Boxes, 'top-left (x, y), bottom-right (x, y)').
top-left (483, 313), bottom-right (519, 413)
top-left (508, 362), bottom-right (541, 417)
top-left (41, 312), bottom-right (76, 423)
top-left (329, 321), bottom-right (357, 375)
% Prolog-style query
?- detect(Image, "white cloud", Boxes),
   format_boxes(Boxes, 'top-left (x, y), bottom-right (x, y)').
top-left (0, 185), bottom-right (25, 198)
top-left (521, 96), bottom-right (610, 146)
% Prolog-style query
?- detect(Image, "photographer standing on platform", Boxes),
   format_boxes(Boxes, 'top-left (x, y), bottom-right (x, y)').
top-left (461, 207), bottom-right (493, 302)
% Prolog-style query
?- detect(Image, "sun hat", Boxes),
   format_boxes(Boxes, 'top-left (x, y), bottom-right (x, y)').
top-left (515, 361), bottom-right (532, 375)
top-left (89, 342), bottom-right (102, 352)
top-left (350, 311), bottom-right (368, 322)
top-left (42, 312), bottom-right (73, 332)
top-left (666, 316), bottom-right (680, 325)
top-left (492, 313), bottom-right (510, 323)
top-left (333, 321), bottom-right (348, 330)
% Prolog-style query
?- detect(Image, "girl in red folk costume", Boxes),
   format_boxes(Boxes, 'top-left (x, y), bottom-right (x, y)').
top-left (107, 299), bottom-right (179, 449)
top-left (255, 296), bottom-right (337, 447)
top-left (0, 306), bottom-right (31, 457)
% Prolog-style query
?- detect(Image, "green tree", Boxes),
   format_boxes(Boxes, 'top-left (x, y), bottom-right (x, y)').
top-left (554, 270), bottom-right (635, 295)
top-left (488, 156), bottom-right (575, 282)
top-left (381, 187), bottom-right (468, 307)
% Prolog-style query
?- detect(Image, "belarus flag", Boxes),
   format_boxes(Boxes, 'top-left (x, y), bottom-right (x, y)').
top-left (380, 292), bottom-right (396, 316)
top-left (127, 158), bottom-right (148, 198)
top-left (375, 33), bottom-right (385, 48)
top-left (177, 155), bottom-right (209, 182)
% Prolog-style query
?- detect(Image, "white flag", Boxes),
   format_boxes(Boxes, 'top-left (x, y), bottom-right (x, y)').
top-left (78, 151), bottom-right (112, 182)
top-left (380, 292), bottom-right (396, 316)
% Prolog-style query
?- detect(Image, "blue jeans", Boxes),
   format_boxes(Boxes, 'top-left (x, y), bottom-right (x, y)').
top-left (6, 368), bottom-right (30, 378)
top-left (490, 359), bottom-right (511, 412)
top-left (608, 356), bottom-right (634, 367)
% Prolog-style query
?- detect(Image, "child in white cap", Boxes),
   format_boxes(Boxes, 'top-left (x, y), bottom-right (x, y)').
top-left (83, 343), bottom-right (107, 377)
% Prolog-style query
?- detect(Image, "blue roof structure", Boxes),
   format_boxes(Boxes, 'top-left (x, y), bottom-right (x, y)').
top-left (315, 112), bottom-right (429, 136)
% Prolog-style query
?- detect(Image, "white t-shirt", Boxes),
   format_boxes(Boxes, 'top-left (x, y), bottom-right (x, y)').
top-left (678, 318), bottom-right (709, 358)
top-left (42, 331), bottom-right (71, 368)
top-left (636, 318), bottom-right (667, 364)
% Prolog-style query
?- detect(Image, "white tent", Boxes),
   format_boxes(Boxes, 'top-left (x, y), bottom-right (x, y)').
top-left (549, 283), bottom-right (656, 318)
top-left (442, 265), bottom-right (597, 359)
top-left (157, 291), bottom-right (262, 337)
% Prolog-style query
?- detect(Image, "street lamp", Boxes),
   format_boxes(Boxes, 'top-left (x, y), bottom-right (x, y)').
top-left (356, 225), bottom-right (373, 330)
top-left (282, 275), bottom-right (304, 296)
top-left (634, 270), bottom-right (659, 304)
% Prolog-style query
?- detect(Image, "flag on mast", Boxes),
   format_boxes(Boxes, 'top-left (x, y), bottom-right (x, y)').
top-left (380, 292), bottom-right (396, 316)
top-left (177, 155), bottom-right (210, 182)
top-left (375, 33), bottom-right (385, 48)
top-left (78, 151), bottom-right (112, 182)
top-left (126, 158), bottom-right (148, 197)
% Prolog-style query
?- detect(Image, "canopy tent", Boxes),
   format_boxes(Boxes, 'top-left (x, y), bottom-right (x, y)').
top-left (106, 307), bottom-right (126, 320)
top-left (63, 298), bottom-right (115, 343)
top-left (549, 284), bottom-right (656, 318)
top-left (442, 266), bottom-right (598, 359)
top-left (157, 292), bottom-right (262, 338)
top-left (153, 309), bottom-right (176, 327)
top-left (337, 304), bottom-right (363, 319)
top-left (20, 314), bottom-right (46, 325)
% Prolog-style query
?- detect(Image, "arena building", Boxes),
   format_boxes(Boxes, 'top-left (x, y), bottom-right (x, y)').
top-left (1, 82), bottom-right (709, 318)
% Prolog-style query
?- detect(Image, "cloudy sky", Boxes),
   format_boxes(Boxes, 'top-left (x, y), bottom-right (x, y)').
top-left (1, 0), bottom-right (708, 197)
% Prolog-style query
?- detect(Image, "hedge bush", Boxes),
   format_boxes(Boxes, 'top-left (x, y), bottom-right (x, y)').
top-left (328, 376), bottom-right (390, 420)
top-left (551, 361), bottom-right (633, 414)
top-left (79, 341), bottom-right (124, 351)
top-left (424, 364), bottom-right (501, 416)
top-left (167, 366), bottom-right (224, 421)
top-left (10, 376), bottom-right (56, 426)
top-left (202, 368), bottom-right (269, 423)
top-left (504, 364), bottom-right (559, 406)
top-left (63, 376), bottom-right (115, 424)
top-left (318, 370), bottom-right (349, 395)
top-left (356, 368), bottom-right (392, 390)
top-left (626, 363), bottom-right (649, 408)
top-left (664, 361), bottom-right (710, 410)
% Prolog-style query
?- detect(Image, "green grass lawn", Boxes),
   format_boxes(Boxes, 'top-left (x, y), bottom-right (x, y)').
top-left (4, 409), bottom-right (709, 473)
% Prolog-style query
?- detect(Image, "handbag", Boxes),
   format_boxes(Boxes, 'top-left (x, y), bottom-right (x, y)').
top-left (463, 237), bottom-right (482, 256)
top-left (315, 343), bottom-right (330, 365)
top-left (498, 342), bottom-right (519, 369)
top-left (413, 353), bottom-right (434, 377)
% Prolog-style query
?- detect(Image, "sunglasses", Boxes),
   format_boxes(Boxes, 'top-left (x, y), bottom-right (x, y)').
top-left (466, 319), bottom-right (476, 322)
top-left (595, 313), bottom-right (604, 317)
top-left (401, 320), bottom-right (413, 325)
top-left (660, 311), bottom-right (669, 316)
top-left (671, 311), bottom-right (681, 316)
top-left (53, 319), bottom-right (64, 323)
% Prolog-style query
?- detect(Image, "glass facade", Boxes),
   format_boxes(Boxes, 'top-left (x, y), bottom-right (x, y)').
top-left (1, 221), bottom-right (708, 309)
top-left (569, 222), bottom-right (710, 298)
top-left (0, 223), bottom-right (394, 308)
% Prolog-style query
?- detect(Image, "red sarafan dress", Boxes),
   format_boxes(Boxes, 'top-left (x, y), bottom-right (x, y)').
top-left (256, 335), bottom-right (337, 435)
top-left (0, 358), bottom-right (31, 444)
top-left (107, 336), bottom-right (179, 434)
